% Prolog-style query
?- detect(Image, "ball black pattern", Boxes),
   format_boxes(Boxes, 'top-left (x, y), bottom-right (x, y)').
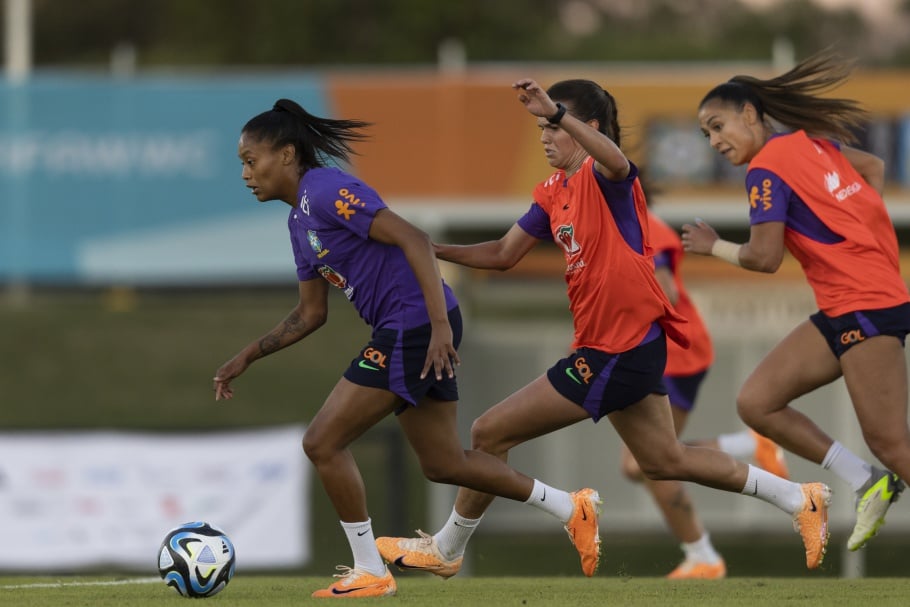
top-left (158, 521), bottom-right (236, 598)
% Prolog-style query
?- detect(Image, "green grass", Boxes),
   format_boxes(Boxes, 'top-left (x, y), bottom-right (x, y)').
top-left (3, 289), bottom-right (910, 579)
top-left (2, 575), bottom-right (910, 606)
top-left (0, 287), bottom-right (371, 430)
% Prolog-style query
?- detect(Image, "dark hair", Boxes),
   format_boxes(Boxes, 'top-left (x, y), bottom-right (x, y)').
top-left (699, 48), bottom-right (867, 144)
top-left (242, 98), bottom-right (371, 170)
top-left (547, 79), bottom-right (621, 148)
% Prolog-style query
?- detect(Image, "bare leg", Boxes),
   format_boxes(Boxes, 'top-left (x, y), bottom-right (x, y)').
top-left (396, 394), bottom-right (536, 501)
top-left (736, 320), bottom-right (842, 464)
top-left (302, 378), bottom-right (401, 522)
top-left (621, 406), bottom-right (704, 543)
top-left (842, 335), bottom-right (910, 483)
top-left (444, 374), bottom-right (589, 519)
top-left (611, 393), bottom-right (748, 491)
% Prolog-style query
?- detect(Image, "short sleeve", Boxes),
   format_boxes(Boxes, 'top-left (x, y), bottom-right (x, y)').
top-left (746, 167), bottom-right (791, 225)
top-left (517, 202), bottom-right (553, 240)
top-left (312, 178), bottom-right (387, 239)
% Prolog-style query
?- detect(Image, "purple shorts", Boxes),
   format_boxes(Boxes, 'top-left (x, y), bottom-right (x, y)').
top-left (664, 370), bottom-right (708, 412)
top-left (343, 306), bottom-right (462, 410)
top-left (810, 302), bottom-right (910, 359)
top-left (546, 325), bottom-right (667, 422)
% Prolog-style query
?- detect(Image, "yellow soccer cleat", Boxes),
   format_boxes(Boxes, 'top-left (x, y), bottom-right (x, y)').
top-left (311, 565), bottom-right (397, 598)
top-left (847, 468), bottom-right (904, 551)
top-left (751, 429), bottom-right (790, 480)
top-left (666, 558), bottom-right (727, 580)
top-left (375, 530), bottom-right (462, 579)
top-left (565, 488), bottom-right (602, 577)
top-left (792, 482), bottom-right (831, 570)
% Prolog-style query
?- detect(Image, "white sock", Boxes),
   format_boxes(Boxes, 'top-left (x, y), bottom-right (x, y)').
top-left (717, 430), bottom-right (756, 459)
top-left (340, 519), bottom-right (385, 576)
top-left (681, 533), bottom-right (723, 565)
top-left (821, 440), bottom-right (872, 493)
top-left (434, 509), bottom-right (482, 560)
top-left (525, 479), bottom-right (575, 522)
top-left (740, 465), bottom-right (805, 513)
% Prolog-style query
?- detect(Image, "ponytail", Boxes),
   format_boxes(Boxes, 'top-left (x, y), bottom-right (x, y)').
top-left (243, 98), bottom-right (371, 170)
top-left (700, 48), bottom-right (867, 144)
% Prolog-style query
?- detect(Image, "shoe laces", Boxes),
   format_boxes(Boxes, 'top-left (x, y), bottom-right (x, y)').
top-left (415, 529), bottom-right (434, 545)
top-left (330, 565), bottom-right (380, 585)
top-left (331, 565), bottom-right (357, 581)
top-left (398, 529), bottom-right (437, 552)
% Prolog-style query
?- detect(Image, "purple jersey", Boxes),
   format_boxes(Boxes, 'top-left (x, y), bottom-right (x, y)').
top-left (288, 167), bottom-right (457, 330)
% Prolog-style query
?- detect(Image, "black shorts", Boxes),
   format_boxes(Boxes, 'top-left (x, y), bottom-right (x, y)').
top-left (665, 370), bottom-right (708, 413)
top-left (546, 327), bottom-right (667, 422)
top-left (810, 302), bottom-right (910, 359)
top-left (343, 306), bottom-right (462, 410)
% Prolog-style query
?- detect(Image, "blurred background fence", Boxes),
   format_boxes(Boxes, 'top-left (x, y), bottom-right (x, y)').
top-left (4, 0), bottom-right (910, 579)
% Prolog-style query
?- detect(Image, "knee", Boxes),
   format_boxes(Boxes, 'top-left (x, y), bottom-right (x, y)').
top-left (636, 446), bottom-right (687, 481)
top-left (418, 456), bottom-right (460, 485)
top-left (470, 415), bottom-right (506, 455)
top-left (636, 456), bottom-right (674, 481)
top-left (301, 429), bottom-right (328, 464)
top-left (736, 390), bottom-right (763, 429)
top-left (620, 453), bottom-right (645, 483)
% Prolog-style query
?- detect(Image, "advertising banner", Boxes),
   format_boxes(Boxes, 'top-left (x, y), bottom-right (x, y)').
top-left (0, 76), bottom-right (327, 284)
top-left (0, 425), bottom-right (309, 570)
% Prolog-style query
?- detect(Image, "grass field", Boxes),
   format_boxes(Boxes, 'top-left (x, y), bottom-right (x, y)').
top-left (3, 288), bottom-right (910, 580)
top-left (3, 575), bottom-right (910, 606)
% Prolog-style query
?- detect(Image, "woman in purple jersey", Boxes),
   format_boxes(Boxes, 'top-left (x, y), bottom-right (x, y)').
top-left (212, 99), bottom-right (600, 598)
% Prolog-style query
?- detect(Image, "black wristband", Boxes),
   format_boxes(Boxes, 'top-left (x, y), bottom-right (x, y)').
top-left (547, 103), bottom-right (567, 125)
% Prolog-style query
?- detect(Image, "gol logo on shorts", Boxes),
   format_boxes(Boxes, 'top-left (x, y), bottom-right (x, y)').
top-left (362, 347), bottom-right (388, 368)
top-left (839, 329), bottom-right (865, 345)
top-left (574, 357), bottom-right (593, 384)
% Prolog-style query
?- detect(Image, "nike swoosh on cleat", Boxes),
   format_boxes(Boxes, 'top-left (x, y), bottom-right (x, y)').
top-left (394, 556), bottom-right (437, 570)
top-left (581, 505), bottom-right (588, 521)
top-left (879, 477), bottom-right (897, 501)
top-left (332, 585), bottom-right (379, 595)
top-left (359, 360), bottom-right (380, 370)
top-left (809, 497), bottom-right (818, 512)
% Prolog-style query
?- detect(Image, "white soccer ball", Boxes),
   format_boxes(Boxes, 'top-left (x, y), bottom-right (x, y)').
top-left (158, 521), bottom-right (236, 598)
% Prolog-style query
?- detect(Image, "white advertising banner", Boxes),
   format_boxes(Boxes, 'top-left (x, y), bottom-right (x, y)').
top-left (0, 425), bottom-right (310, 571)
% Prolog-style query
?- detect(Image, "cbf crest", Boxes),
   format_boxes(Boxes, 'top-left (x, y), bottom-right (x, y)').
top-left (307, 230), bottom-right (329, 259)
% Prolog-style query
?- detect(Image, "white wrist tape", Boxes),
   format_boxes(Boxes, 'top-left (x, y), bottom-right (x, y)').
top-left (711, 239), bottom-right (743, 266)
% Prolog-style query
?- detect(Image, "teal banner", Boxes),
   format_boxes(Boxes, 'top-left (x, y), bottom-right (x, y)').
top-left (1, 75), bottom-right (329, 284)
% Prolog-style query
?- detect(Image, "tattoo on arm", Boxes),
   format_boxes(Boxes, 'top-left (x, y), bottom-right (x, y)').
top-left (257, 312), bottom-right (305, 356)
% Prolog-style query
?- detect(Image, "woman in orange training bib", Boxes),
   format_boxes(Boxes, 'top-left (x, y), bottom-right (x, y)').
top-left (683, 48), bottom-right (909, 554)
top-left (377, 77), bottom-right (832, 575)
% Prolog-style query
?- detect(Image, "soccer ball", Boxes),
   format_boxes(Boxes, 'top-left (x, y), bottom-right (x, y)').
top-left (158, 521), bottom-right (236, 598)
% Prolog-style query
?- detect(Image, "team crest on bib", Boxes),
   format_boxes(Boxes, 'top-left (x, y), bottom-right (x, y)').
top-left (556, 224), bottom-right (581, 257)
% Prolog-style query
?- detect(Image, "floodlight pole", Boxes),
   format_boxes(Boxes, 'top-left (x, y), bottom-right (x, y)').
top-left (3, 0), bottom-right (32, 304)
top-left (5, 0), bottom-right (32, 83)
